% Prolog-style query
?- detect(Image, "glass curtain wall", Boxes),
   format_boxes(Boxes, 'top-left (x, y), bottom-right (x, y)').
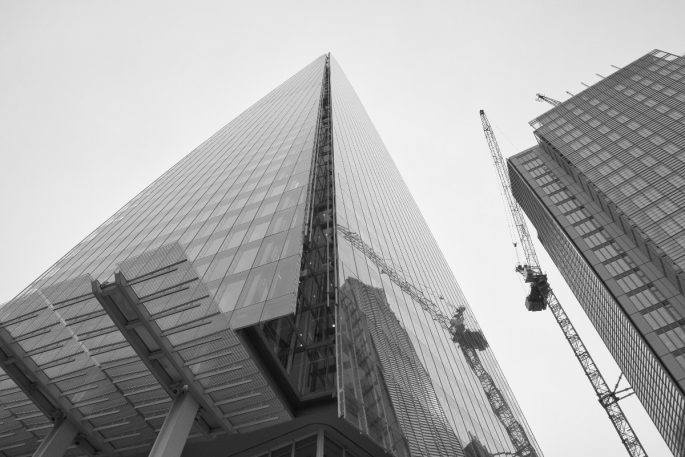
top-left (329, 57), bottom-right (543, 456)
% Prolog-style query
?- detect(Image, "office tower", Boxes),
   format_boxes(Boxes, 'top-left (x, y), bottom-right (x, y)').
top-left (0, 54), bottom-right (541, 457)
top-left (509, 49), bottom-right (685, 457)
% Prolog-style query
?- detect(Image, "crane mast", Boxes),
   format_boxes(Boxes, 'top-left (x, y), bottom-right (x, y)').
top-left (479, 110), bottom-right (647, 457)
top-left (337, 224), bottom-right (538, 457)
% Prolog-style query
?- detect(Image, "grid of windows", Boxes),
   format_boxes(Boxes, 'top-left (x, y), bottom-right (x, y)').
top-left (510, 144), bottom-right (685, 456)
top-left (531, 50), bottom-right (685, 272)
top-left (515, 149), bottom-right (685, 358)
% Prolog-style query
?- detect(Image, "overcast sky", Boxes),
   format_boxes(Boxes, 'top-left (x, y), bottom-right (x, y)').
top-left (1, 1), bottom-right (684, 456)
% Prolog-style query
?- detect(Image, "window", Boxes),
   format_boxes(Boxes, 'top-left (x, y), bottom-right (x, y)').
top-left (629, 287), bottom-right (659, 310)
top-left (638, 127), bottom-right (653, 137)
top-left (617, 271), bottom-right (647, 293)
top-left (654, 165), bottom-right (671, 177)
top-left (661, 218), bottom-right (682, 236)
top-left (618, 139), bottom-right (632, 149)
top-left (668, 175), bottom-right (685, 187)
top-left (659, 199), bottom-right (678, 214)
top-left (643, 305), bottom-right (678, 329)
top-left (645, 206), bottom-right (666, 222)
top-left (605, 256), bottom-right (633, 276)
top-left (229, 242), bottom-right (260, 274)
top-left (238, 262), bottom-right (278, 307)
top-left (641, 155), bottom-right (658, 167)
top-left (217, 273), bottom-right (248, 312)
top-left (619, 168), bottom-right (636, 179)
top-left (593, 242), bottom-right (619, 262)
top-left (294, 435), bottom-right (317, 457)
top-left (663, 143), bottom-right (680, 154)
top-left (650, 135), bottom-right (666, 146)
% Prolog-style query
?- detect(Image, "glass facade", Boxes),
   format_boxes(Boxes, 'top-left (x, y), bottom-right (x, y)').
top-left (0, 55), bottom-right (325, 456)
top-left (0, 54), bottom-right (541, 457)
top-left (510, 49), bottom-right (685, 457)
top-left (330, 57), bottom-right (541, 456)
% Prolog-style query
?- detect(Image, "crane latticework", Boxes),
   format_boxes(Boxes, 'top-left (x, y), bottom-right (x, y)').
top-left (479, 109), bottom-right (647, 457)
top-left (535, 93), bottom-right (562, 107)
top-left (546, 292), bottom-right (646, 456)
top-left (337, 224), bottom-right (538, 457)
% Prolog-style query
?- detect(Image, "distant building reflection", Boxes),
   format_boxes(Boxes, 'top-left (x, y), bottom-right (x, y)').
top-left (338, 276), bottom-right (465, 457)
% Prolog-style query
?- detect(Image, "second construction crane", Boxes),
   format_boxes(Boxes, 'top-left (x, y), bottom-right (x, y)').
top-left (534, 93), bottom-right (561, 107)
top-left (479, 109), bottom-right (647, 457)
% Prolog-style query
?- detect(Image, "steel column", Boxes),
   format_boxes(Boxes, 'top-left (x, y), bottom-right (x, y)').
top-left (148, 392), bottom-right (199, 457)
top-left (32, 420), bottom-right (77, 457)
top-left (316, 429), bottom-right (325, 457)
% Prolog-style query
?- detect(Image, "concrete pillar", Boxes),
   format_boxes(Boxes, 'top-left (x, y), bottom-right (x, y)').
top-left (148, 392), bottom-right (199, 457)
top-left (33, 420), bottom-right (77, 457)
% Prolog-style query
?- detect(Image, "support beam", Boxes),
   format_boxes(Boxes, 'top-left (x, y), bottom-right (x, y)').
top-left (316, 429), bottom-right (325, 457)
top-left (32, 420), bottom-right (77, 457)
top-left (148, 392), bottom-right (199, 457)
top-left (0, 326), bottom-right (110, 455)
top-left (93, 272), bottom-right (230, 434)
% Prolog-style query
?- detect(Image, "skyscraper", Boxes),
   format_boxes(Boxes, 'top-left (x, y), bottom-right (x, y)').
top-left (0, 54), bottom-right (541, 457)
top-left (508, 49), bottom-right (685, 457)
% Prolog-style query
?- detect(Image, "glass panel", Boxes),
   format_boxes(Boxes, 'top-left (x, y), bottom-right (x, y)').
top-left (323, 436), bottom-right (343, 457)
top-left (238, 262), bottom-right (278, 308)
top-left (294, 436), bottom-right (317, 457)
top-left (271, 445), bottom-right (293, 457)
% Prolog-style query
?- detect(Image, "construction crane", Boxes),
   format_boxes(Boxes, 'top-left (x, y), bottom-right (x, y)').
top-left (535, 93), bottom-right (561, 107)
top-left (337, 224), bottom-right (538, 457)
top-left (479, 109), bottom-right (647, 457)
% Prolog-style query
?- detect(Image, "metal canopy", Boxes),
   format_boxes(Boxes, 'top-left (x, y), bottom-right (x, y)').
top-left (92, 271), bottom-right (232, 435)
top-left (0, 243), bottom-right (292, 456)
top-left (108, 243), bottom-right (292, 433)
top-left (0, 321), bottom-right (108, 456)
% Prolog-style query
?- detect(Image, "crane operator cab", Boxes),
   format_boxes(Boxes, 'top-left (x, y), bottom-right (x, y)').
top-left (516, 265), bottom-right (550, 312)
